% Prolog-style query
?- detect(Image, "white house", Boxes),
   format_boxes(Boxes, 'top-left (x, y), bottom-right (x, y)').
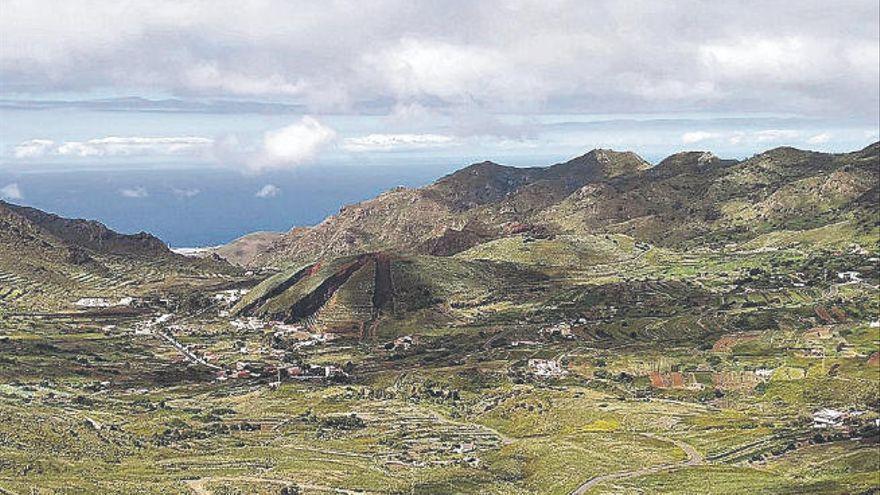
top-left (75, 298), bottom-right (110, 308)
top-left (812, 408), bottom-right (846, 429)
top-left (528, 359), bottom-right (567, 378)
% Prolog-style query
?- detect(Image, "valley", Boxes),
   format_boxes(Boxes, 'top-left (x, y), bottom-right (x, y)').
top-left (0, 144), bottom-right (877, 494)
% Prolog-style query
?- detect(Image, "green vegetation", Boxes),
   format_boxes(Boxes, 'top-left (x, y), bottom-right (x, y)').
top-left (1, 143), bottom-right (878, 494)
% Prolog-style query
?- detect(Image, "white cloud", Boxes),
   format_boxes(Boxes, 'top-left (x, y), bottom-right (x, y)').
top-left (13, 139), bottom-right (55, 158)
top-left (722, 129), bottom-right (803, 145)
top-left (343, 133), bottom-right (455, 152)
top-left (255, 184), bottom-right (280, 198)
top-left (361, 39), bottom-right (508, 101)
top-left (700, 37), bottom-right (814, 81)
top-left (806, 132), bottom-right (832, 144)
top-left (681, 131), bottom-right (719, 144)
top-left (172, 187), bottom-right (200, 198)
top-left (57, 136), bottom-right (213, 157)
top-left (250, 117), bottom-right (336, 171)
top-left (0, 183), bottom-right (23, 200)
top-left (13, 136), bottom-right (214, 159)
top-left (119, 186), bottom-right (148, 198)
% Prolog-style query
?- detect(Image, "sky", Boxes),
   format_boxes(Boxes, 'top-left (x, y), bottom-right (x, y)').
top-left (0, 0), bottom-right (878, 244)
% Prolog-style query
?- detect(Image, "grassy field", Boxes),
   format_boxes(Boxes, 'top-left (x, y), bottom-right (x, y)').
top-left (1, 232), bottom-right (877, 494)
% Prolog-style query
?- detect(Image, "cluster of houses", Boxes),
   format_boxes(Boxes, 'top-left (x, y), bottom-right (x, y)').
top-left (812, 408), bottom-right (879, 432)
top-left (541, 322), bottom-right (576, 339)
top-left (215, 361), bottom-right (348, 381)
top-left (213, 289), bottom-right (248, 305)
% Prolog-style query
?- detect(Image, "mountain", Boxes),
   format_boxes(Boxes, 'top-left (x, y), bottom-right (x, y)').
top-left (248, 149), bottom-right (652, 267)
top-left (242, 143), bottom-right (878, 268)
top-left (211, 231), bottom-right (285, 266)
top-left (0, 201), bottom-right (240, 309)
top-left (2, 201), bottom-right (171, 258)
top-left (541, 143), bottom-right (879, 246)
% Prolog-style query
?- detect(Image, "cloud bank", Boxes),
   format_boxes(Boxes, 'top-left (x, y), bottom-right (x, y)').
top-left (343, 133), bottom-right (455, 152)
top-left (1, 1), bottom-right (876, 119)
top-left (14, 137), bottom-right (213, 159)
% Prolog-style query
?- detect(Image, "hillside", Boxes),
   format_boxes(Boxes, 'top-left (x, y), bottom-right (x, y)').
top-left (244, 143), bottom-right (879, 268)
top-left (211, 230), bottom-right (285, 266)
top-left (248, 149), bottom-right (651, 267)
top-left (0, 201), bottom-right (241, 309)
top-left (542, 143), bottom-right (879, 247)
top-left (233, 251), bottom-right (548, 335)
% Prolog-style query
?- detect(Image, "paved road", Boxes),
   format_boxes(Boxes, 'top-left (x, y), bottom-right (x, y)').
top-left (570, 433), bottom-right (703, 495)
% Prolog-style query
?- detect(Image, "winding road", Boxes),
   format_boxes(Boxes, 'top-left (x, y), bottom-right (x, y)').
top-left (570, 433), bottom-right (703, 495)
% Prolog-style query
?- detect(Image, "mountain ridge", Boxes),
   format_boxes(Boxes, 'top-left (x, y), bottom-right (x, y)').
top-left (241, 142), bottom-right (878, 268)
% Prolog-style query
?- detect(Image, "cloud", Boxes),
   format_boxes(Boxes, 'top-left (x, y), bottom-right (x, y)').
top-left (12, 136), bottom-right (214, 159)
top-left (343, 133), bottom-right (455, 152)
top-left (681, 131), bottom-right (719, 144)
top-left (723, 130), bottom-right (801, 145)
top-left (360, 39), bottom-right (514, 103)
top-left (806, 132), bottom-right (832, 144)
top-left (172, 187), bottom-right (200, 198)
top-left (250, 117), bottom-right (336, 171)
top-left (10, 122), bottom-right (335, 172)
top-left (183, 63), bottom-right (307, 97)
top-left (119, 186), bottom-right (148, 198)
top-left (13, 139), bottom-right (55, 158)
top-left (0, 183), bottom-right (23, 200)
top-left (2, 1), bottom-right (876, 119)
top-left (57, 136), bottom-right (213, 157)
top-left (255, 184), bottom-right (280, 198)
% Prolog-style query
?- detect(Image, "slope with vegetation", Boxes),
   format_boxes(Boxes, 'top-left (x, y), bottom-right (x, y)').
top-left (244, 143), bottom-right (878, 270)
top-left (0, 201), bottom-right (241, 310)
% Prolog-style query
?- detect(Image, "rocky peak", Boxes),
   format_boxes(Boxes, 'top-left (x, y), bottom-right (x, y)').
top-left (556, 149), bottom-right (651, 179)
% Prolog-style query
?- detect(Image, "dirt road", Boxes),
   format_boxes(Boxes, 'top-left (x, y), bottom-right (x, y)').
top-left (570, 433), bottom-right (703, 495)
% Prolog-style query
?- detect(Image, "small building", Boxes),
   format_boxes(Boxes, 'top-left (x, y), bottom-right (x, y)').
top-left (453, 442), bottom-right (476, 454)
top-left (542, 322), bottom-right (574, 339)
top-left (754, 368), bottom-right (774, 380)
top-left (813, 408), bottom-right (846, 429)
top-left (528, 359), bottom-right (567, 378)
top-left (75, 298), bottom-right (111, 308)
top-left (322, 365), bottom-right (347, 378)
